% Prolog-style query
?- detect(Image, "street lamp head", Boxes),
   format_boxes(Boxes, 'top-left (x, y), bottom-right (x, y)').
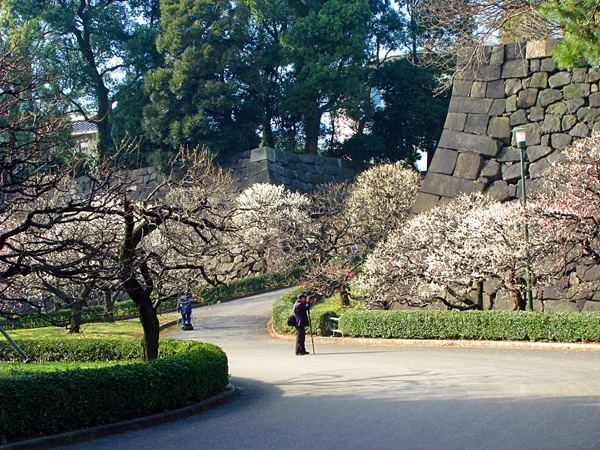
top-left (512, 126), bottom-right (528, 149)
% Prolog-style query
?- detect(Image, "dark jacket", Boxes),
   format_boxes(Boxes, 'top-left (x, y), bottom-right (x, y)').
top-left (293, 300), bottom-right (311, 327)
top-left (177, 295), bottom-right (192, 314)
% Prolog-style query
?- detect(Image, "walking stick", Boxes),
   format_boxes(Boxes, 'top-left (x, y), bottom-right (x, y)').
top-left (308, 309), bottom-right (315, 355)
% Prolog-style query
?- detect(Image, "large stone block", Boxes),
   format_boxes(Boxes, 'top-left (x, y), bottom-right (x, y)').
top-left (497, 146), bottom-right (521, 162)
top-left (518, 88), bottom-right (539, 108)
top-left (573, 68), bottom-right (588, 83)
top-left (543, 300), bottom-right (580, 312)
top-left (485, 180), bottom-right (511, 201)
top-left (577, 107), bottom-right (600, 124)
top-left (462, 64), bottom-right (502, 82)
top-left (479, 159), bottom-right (501, 180)
top-left (541, 57), bottom-right (557, 72)
top-left (502, 162), bottom-right (525, 182)
top-left (570, 122), bottom-right (590, 137)
top-left (438, 129), bottom-right (502, 157)
top-left (563, 83), bottom-right (591, 100)
top-left (529, 71), bottom-right (549, 89)
top-left (453, 80), bottom-right (474, 97)
top-left (505, 78), bottom-right (522, 96)
top-left (428, 148), bottom-right (458, 175)
top-left (471, 81), bottom-right (487, 97)
top-left (551, 133), bottom-right (572, 150)
top-left (562, 114), bottom-right (577, 131)
top-left (566, 97), bottom-right (586, 113)
top-left (548, 72), bottom-right (572, 88)
top-left (465, 114), bottom-right (489, 134)
top-left (249, 147), bottom-right (277, 163)
top-left (449, 96), bottom-right (494, 114)
top-left (444, 112), bottom-right (467, 131)
top-left (538, 89), bottom-right (563, 107)
top-left (490, 44), bottom-right (505, 65)
top-left (529, 106), bottom-right (545, 122)
top-left (506, 95), bottom-right (518, 112)
top-left (486, 79), bottom-right (506, 98)
top-left (488, 116), bottom-right (511, 140)
top-left (454, 152), bottom-right (482, 180)
top-left (590, 92), bottom-right (600, 107)
top-left (547, 102), bottom-right (567, 117)
top-left (420, 172), bottom-right (485, 198)
top-left (505, 41), bottom-right (527, 60)
top-left (502, 59), bottom-right (529, 78)
top-left (510, 109), bottom-right (528, 126)
top-left (411, 192), bottom-right (441, 214)
top-left (541, 114), bottom-right (561, 134)
top-left (529, 157), bottom-right (550, 179)
top-left (527, 145), bottom-right (553, 162)
top-left (526, 40), bottom-right (551, 58)
top-left (489, 99), bottom-right (507, 116)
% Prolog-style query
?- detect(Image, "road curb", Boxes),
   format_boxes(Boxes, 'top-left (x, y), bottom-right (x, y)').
top-left (267, 320), bottom-right (600, 351)
top-left (1, 385), bottom-right (237, 450)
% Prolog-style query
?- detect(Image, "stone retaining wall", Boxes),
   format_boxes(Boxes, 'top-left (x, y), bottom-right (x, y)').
top-left (412, 40), bottom-right (600, 312)
top-left (219, 147), bottom-right (363, 193)
top-left (413, 40), bottom-right (600, 214)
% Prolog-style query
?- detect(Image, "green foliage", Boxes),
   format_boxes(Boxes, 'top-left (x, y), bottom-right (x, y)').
top-left (0, 338), bottom-right (228, 439)
top-left (271, 287), bottom-right (338, 335)
top-left (541, 0), bottom-right (600, 68)
top-left (333, 58), bottom-right (449, 165)
top-left (339, 310), bottom-right (600, 342)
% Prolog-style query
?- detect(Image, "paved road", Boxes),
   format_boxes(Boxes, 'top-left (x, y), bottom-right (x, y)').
top-left (60, 288), bottom-right (600, 450)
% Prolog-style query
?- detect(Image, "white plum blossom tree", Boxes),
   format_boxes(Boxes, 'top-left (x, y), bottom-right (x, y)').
top-left (356, 192), bottom-right (569, 310)
top-left (233, 183), bottom-right (311, 273)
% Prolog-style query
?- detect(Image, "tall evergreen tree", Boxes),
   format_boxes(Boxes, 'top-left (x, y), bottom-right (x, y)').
top-left (1, 0), bottom-right (161, 158)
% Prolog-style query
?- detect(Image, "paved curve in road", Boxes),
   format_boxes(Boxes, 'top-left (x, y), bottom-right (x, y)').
top-left (60, 288), bottom-right (600, 450)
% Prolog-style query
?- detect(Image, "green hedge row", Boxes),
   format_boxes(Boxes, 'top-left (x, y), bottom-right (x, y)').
top-left (1, 269), bottom-right (305, 330)
top-left (271, 287), bottom-right (338, 335)
top-left (0, 339), bottom-right (229, 440)
top-left (339, 310), bottom-right (600, 342)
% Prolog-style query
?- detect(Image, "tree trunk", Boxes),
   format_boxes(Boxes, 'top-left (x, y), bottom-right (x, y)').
top-left (69, 299), bottom-right (84, 334)
top-left (304, 106), bottom-right (322, 156)
top-left (261, 115), bottom-right (275, 148)
top-left (103, 289), bottom-right (115, 322)
top-left (340, 289), bottom-right (350, 307)
top-left (136, 293), bottom-right (160, 361)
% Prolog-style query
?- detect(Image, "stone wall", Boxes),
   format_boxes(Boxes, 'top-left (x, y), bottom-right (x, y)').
top-left (411, 40), bottom-right (600, 312)
top-left (219, 147), bottom-right (363, 193)
top-left (413, 40), bottom-right (600, 214)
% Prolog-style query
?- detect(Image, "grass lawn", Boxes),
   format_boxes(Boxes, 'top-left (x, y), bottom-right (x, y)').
top-left (4, 314), bottom-right (180, 341)
top-left (312, 293), bottom-right (364, 313)
top-left (1, 314), bottom-right (180, 378)
top-left (0, 360), bottom-right (137, 378)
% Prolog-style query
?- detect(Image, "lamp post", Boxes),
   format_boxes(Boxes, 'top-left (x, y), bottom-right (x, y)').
top-left (512, 126), bottom-right (534, 311)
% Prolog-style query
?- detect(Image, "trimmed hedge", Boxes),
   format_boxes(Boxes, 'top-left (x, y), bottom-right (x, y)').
top-left (0, 339), bottom-right (229, 440)
top-left (1, 269), bottom-right (305, 330)
top-left (339, 310), bottom-right (600, 342)
top-left (271, 287), bottom-right (338, 335)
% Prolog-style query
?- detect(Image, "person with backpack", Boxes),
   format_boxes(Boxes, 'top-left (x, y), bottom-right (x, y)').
top-left (292, 293), bottom-right (315, 355)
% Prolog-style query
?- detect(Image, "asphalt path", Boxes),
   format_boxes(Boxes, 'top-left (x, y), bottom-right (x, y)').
top-left (59, 288), bottom-right (600, 450)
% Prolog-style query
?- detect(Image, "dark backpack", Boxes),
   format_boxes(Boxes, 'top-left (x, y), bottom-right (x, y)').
top-left (287, 314), bottom-right (296, 327)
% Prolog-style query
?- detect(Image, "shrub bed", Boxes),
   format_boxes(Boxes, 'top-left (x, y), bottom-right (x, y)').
top-left (0, 339), bottom-right (229, 441)
top-left (271, 287), bottom-right (338, 335)
top-left (340, 310), bottom-right (600, 342)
